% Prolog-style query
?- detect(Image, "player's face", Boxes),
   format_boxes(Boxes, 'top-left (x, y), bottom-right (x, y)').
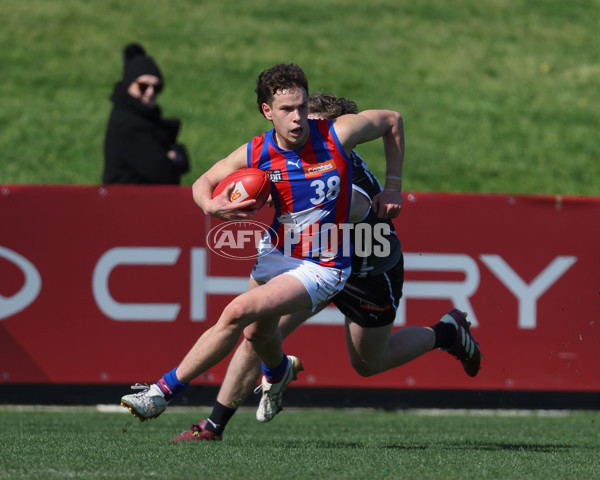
top-left (262, 87), bottom-right (309, 150)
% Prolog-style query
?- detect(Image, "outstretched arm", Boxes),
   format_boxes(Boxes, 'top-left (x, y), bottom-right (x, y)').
top-left (334, 110), bottom-right (404, 219)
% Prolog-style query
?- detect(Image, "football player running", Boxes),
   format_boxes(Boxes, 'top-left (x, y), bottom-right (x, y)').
top-left (170, 92), bottom-right (482, 442)
top-left (120, 64), bottom-right (406, 429)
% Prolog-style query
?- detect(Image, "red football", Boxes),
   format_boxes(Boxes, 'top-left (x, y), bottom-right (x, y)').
top-left (212, 168), bottom-right (271, 211)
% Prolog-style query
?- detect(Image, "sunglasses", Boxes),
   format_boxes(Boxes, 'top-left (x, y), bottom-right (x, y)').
top-left (136, 81), bottom-right (164, 94)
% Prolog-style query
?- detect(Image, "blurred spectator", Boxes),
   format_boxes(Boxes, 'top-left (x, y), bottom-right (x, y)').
top-left (103, 43), bottom-right (190, 184)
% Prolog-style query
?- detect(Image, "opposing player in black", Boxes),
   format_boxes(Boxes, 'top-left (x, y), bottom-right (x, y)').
top-left (171, 93), bottom-right (482, 441)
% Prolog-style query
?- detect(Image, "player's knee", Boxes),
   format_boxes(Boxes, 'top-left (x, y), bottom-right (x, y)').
top-left (243, 324), bottom-right (275, 344)
top-left (221, 298), bottom-right (252, 329)
top-left (243, 329), bottom-right (262, 344)
top-left (350, 359), bottom-right (378, 377)
top-left (239, 337), bottom-right (255, 352)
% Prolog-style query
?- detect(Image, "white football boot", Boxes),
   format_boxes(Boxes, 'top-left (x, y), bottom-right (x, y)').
top-left (120, 383), bottom-right (170, 422)
top-left (255, 355), bottom-right (303, 423)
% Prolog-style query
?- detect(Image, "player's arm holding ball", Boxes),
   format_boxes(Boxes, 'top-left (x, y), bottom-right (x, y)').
top-left (192, 144), bottom-right (258, 220)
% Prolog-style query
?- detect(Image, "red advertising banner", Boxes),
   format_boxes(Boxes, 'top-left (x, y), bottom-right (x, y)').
top-left (1, 185), bottom-right (598, 392)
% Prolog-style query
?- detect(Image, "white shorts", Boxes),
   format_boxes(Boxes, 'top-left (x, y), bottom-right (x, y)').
top-left (251, 246), bottom-right (350, 307)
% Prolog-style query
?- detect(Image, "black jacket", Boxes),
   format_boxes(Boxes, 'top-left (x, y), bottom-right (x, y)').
top-left (102, 82), bottom-right (190, 184)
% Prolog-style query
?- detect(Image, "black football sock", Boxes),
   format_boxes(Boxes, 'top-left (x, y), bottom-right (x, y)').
top-left (430, 322), bottom-right (457, 350)
top-left (205, 401), bottom-right (237, 435)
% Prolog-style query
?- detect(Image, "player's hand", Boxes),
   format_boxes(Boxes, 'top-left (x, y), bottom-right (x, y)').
top-left (371, 190), bottom-right (402, 219)
top-left (208, 183), bottom-right (258, 220)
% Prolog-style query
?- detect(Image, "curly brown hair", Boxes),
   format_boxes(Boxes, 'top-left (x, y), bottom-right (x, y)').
top-left (308, 92), bottom-right (358, 119)
top-left (255, 63), bottom-right (309, 116)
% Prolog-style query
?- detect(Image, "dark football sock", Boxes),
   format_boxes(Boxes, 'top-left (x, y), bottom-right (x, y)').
top-left (205, 401), bottom-right (237, 435)
top-left (430, 322), bottom-right (457, 350)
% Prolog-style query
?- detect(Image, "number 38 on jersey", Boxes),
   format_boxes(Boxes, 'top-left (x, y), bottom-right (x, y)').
top-left (310, 175), bottom-right (341, 205)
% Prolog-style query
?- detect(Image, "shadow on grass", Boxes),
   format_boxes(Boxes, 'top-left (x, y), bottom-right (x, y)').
top-left (278, 440), bottom-right (364, 449)
top-left (273, 440), bottom-right (427, 450)
top-left (258, 438), bottom-right (588, 453)
top-left (385, 442), bottom-right (581, 453)
top-left (450, 442), bottom-right (576, 453)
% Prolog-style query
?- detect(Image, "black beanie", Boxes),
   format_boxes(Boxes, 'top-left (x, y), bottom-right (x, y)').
top-left (122, 43), bottom-right (163, 86)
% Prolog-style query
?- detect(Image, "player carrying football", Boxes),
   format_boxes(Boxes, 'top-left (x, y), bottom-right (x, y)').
top-left (120, 64), bottom-right (406, 426)
top-left (167, 92), bottom-right (482, 441)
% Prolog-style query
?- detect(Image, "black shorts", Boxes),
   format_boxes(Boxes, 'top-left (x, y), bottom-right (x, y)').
top-left (332, 254), bottom-right (404, 328)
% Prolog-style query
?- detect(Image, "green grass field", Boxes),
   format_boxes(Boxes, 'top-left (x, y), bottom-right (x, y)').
top-left (1, 407), bottom-right (598, 480)
top-left (1, 0), bottom-right (599, 195)
top-left (2, 2), bottom-right (599, 478)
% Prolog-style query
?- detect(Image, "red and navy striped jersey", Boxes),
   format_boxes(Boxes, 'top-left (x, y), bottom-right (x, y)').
top-left (247, 119), bottom-right (353, 268)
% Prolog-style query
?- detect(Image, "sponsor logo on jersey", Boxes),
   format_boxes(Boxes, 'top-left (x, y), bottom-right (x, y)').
top-left (304, 160), bottom-right (335, 178)
top-left (267, 169), bottom-right (283, 182)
